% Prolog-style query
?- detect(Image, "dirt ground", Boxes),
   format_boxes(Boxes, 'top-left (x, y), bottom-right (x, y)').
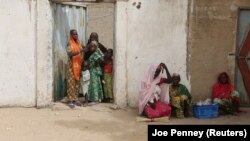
top-left (0, 103), bottom-right (249, 141)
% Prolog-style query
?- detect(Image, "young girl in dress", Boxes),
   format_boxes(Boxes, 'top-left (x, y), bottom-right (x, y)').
top-left (103, 49), bottom-right (113, 103)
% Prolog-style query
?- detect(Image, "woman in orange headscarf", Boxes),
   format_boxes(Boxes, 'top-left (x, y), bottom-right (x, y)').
top-left (66, 29), bottom-right (84, 108)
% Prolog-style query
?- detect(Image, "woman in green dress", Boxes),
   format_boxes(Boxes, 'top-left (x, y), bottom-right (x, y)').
top-left (87, 41), bottom-right (104, 105)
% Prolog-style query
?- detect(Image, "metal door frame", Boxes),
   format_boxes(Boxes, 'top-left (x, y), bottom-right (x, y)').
top-left (234, 7), bottom-right (250, 106)
top-left (51, 2), bottom-right (88, 101)
top-left (51, 1), bottom-right (116, 102)
top-left (51, 1), bottom-right (88, 43)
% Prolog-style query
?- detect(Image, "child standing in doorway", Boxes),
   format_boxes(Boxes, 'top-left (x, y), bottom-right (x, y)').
top-left (103, 49), bottom-right (113, 103)
top-left (87, 41), bottom-right (104, 105)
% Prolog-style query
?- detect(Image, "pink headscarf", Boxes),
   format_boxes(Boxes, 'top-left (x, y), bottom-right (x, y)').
top-left (138, 64), bottom-right (170, 115)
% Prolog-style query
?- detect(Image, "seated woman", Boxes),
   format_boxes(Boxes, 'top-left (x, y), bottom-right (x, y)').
top-left (139, 63), bottom-right (172, 119)
top-left (212, 72), bottom-right (242, 115)
top-left (169, 73), bottom-right (192, 118)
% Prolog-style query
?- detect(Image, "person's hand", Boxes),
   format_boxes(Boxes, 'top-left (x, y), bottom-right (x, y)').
top-left (160, 63), bottom-right (167, 69)
top-left (69, 51), bottom-right (79, 58)
top-left (157, 78), bottom-right (166, 85)
top-left (73, 51), bottom-right (80, 56)
top-left (94, 62), bottom-right (99, 67)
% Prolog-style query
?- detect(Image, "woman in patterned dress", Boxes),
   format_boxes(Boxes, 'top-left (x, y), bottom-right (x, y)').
top-left (169, 73), bottom-right (192, 118)
top-left (66, 29), bottom-right (84, 108)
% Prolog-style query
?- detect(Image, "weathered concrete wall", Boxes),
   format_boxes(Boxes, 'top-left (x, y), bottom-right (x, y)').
top-left (188, 0), bottom-right (250, 102)
top-left (87, 3), bottom-right (114, 48)
top-left (7, 0), bottom-right (250, 108)
top-left (36, 0), bottom-right (53, 107)
top-left (0, 0), bottom-right (53, 107)
top-left (0, 0), bottom-right (37, 106)
top-left (127, 0), bottom-right (189, 107)
top-left (115, 0), bottom-right (189, 108)
top-left (113, 1), bottom-right (128, 107)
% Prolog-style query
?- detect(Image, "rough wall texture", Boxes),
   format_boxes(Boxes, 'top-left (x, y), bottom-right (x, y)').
top-left (0, 0), bottom-right (53, 107)
top-left (115, 0), bottom-right (189, 107)
top-left (36, 0), bottom-right (53, 107)
top-left (0, 0), bottom-right (37, 106)
top-left (188, 0), bottom-right (250, 102)
top-left (87, 3), bottom-right (114, 48)
top-left (5, 0), bottom-right (250, 108)
top-left (113, 1), bottom-right (128, 108)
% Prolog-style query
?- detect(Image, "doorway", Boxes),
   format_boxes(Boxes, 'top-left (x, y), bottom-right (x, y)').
top-left (236, 9), bottom-right (250, 106)
top-left (51, 2), bottom-right (115, 102)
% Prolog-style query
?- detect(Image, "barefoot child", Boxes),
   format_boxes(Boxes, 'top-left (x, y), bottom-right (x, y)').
top-left (103, 49), bottom-right (113, 103)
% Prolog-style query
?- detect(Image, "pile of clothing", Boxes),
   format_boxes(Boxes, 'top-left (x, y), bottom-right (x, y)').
top-left (196, 98), bottom-right (213, 106)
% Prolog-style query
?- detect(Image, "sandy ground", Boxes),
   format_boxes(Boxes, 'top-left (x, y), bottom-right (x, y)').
top-left (0, 103), bottom-right (249, 141)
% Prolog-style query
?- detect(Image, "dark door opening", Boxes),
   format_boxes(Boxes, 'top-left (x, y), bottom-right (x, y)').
top-left (52, 2), bottom-right (115, 102)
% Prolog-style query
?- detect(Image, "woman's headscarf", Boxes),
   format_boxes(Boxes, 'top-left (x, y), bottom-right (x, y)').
top-left (90, 40), bottom-right (98, 48)
top-left (90, 40), bottom-right (104, 57)
top-left (212, 72), bottom-right (234, 99)
top-left (138, 64), bottom-right (170, 115)
top-left (69, 32), bottom-right (83, 81)
top-left (172, 73), bottom-right (180, 78)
